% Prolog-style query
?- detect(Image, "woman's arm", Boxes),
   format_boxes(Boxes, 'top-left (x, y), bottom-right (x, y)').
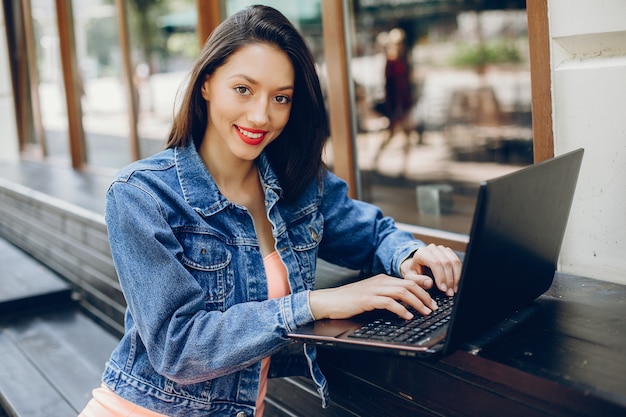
top-left (316, 171), bottom-right (423, 277)
top-left (312, 172), bottom-right (461, 320)
top-left (106, 181), bottom-right (314, 384)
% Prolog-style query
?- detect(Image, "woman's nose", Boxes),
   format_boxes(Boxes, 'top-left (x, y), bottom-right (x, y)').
top-left (247, 97), bottom-right (270, 126)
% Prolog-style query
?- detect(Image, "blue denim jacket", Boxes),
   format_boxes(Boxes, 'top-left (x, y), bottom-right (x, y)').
top-left (101, 141), bottom-right (425, 416)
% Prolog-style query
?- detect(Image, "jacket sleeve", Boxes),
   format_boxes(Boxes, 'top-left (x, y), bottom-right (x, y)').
top-left (316, 170), bottom-right (425, 277)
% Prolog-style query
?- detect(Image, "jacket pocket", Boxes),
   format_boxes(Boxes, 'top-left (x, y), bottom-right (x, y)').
top-left (288, 213), bottom-right (323, 287)
top-left (178, 232), bottom-right (234, 311)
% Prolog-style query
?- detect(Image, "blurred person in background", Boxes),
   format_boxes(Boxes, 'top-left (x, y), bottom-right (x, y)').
top-left (374, 27), bottom-right (422, 166)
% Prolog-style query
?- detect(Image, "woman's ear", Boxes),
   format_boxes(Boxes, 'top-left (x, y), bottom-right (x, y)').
top-left (200, 75), bottom-right (210, 101)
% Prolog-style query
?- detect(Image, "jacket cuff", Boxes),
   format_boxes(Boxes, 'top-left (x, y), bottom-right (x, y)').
top-left (392, 240), bottom-right (426, 277)
top-left (281, 290), bottom-right (315, 332)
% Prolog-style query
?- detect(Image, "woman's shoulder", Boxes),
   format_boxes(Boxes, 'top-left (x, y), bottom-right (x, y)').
top-left (112, 148), bottom-right (176, 185)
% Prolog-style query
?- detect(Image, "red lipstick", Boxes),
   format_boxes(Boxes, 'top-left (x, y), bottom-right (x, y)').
top-left (235, 126), bottom-right (266, 146)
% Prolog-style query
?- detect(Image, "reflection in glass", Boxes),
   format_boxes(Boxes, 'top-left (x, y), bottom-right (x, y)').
top-left (350, 3), bottom-right (532, 234)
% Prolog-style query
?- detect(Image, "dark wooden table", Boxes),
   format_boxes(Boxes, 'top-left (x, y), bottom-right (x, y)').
top-left (309, 272), bottom-right (626, 417)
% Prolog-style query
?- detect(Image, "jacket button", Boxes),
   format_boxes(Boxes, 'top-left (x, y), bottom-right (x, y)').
top-left (236, 412), bottom-right (247, 417)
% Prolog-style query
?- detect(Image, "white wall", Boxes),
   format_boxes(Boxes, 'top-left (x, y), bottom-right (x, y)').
top-left (549, 0), bottom-right (626, 284)
top-left (0, 6), bottom-right (19, 162)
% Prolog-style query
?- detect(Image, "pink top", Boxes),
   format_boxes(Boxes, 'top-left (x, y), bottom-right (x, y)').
top-left (256, 251), bottom-right (290, 416)
top-left (80, 385), bottom-right (169, 417)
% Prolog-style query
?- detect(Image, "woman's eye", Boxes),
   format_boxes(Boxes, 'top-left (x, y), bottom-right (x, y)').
top-left (234, 86), bottom-right (250, 95)
top-left (274, 95), bottom-right (291, 105)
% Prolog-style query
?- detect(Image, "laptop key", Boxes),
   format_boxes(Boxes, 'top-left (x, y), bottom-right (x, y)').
top-left (348, 296), bottom-right (455, 345)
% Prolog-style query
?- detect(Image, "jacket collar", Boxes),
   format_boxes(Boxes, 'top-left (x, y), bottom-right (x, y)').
top-left (174, 140), bottom-right (283, 217)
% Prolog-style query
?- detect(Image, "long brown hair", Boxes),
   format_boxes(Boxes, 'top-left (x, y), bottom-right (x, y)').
top-left (166, 5), bottom-right (329, 202)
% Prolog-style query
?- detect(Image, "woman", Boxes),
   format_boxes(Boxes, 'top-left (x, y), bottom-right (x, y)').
top-left (80, 5), bottom-right (461, 417)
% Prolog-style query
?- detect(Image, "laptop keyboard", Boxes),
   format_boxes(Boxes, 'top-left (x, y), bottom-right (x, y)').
top-left (347, 293), bottom-right (455, 346)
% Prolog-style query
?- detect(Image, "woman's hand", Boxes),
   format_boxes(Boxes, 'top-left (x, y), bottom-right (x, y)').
top-left (308, 244), bottom-right (461, 322)
top-left (309, 274), bottom-right (439, 321)
top-left (400, 243), bottom-right (462, 296)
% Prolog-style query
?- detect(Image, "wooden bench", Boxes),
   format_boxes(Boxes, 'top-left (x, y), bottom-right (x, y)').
top-left (0, 238), bottom-right (118, 417)
top-left (0, 238), bottom-right (72, 314)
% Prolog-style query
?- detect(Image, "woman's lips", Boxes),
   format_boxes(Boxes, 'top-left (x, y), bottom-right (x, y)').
top-left (235, 126), bottom-right (266, 146)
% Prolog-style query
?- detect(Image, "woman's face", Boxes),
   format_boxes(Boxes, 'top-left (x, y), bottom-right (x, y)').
top-left (201, 43), bottom-right (294, 162)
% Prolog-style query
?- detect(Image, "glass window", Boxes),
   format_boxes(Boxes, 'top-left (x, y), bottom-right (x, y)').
top-left (349, 1), bottom-right (532, 235)
top-left (72, 0), bottom-right (129, 169)
top-left (30, 0), bottom-right (69, 163)
top-left (66, 0), bottom-right (197, 171)
top-left (132, 0), bottom-right (198, 160)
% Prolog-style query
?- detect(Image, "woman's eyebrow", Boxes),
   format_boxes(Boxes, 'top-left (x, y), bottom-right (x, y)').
top-left (229, 74), bottom-right (294, 91)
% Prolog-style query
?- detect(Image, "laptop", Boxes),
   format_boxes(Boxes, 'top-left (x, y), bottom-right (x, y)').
top-left (288, 148), bottom-right (584, 358)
